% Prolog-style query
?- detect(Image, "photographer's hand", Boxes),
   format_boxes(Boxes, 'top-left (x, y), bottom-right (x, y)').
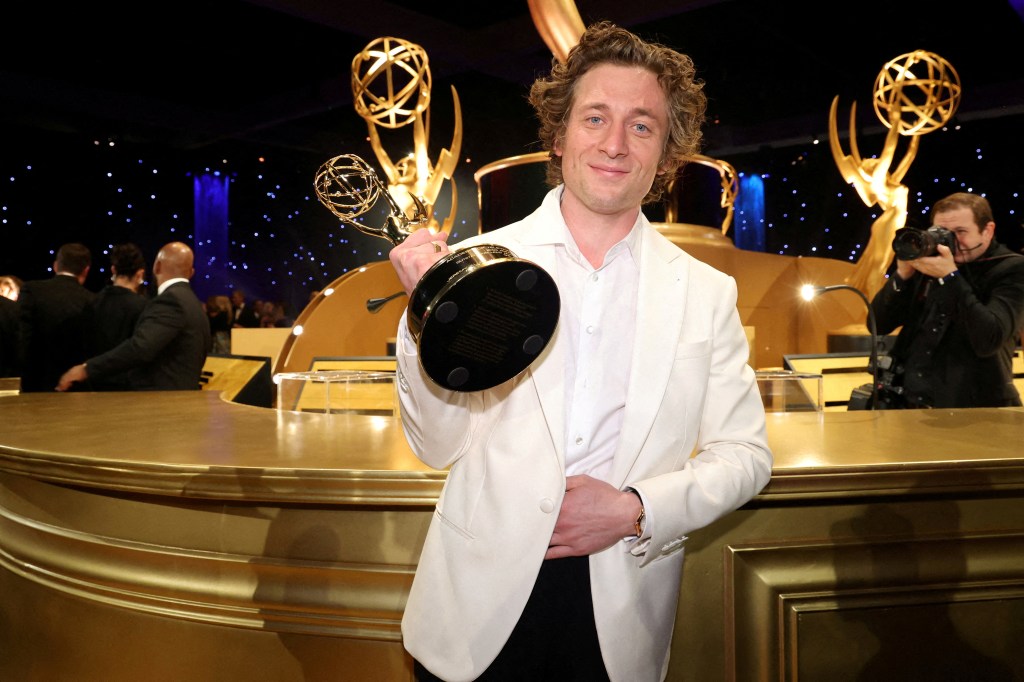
top-left (894, 259), bottom-right (916, 281)
top-left (909, 245), bottom-right (957, 280)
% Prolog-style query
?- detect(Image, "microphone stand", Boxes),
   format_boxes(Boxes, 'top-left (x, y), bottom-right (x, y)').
top-left (366, 291), bottom-right (407, 313)
top-left (802, 284), bottom-right (880, 409)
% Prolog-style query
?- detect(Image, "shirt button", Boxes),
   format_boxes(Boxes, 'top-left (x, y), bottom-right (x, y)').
top-left (575, 436), bottom-right (583, 445)
top-left (539, 498), bottom-right (555, 513)
top-left (591, 273), bottom-right (599, 282)
top-left (586, 325), bottom-right (594, 334)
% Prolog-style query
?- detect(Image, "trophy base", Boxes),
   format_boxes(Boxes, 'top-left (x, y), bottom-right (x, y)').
top-left (409, 246), bottom-right (560, 392)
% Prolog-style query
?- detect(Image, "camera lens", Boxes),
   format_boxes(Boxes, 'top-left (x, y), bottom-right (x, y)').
top-left (892, 228), bottom-right (933, 260)
top-left (892, 226), bottom-right (957, 260)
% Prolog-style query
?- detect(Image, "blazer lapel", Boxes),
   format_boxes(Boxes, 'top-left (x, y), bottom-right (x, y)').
top-left (514, 199), bottom-right (567, 469)
top-left (610, 227), bottom-right (689, 486)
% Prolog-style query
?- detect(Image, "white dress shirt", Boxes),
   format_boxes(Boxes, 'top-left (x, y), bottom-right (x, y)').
top-left (555, 217), bottom-right (641, 483)
top-left (158, 277), bottom-right (189, 295)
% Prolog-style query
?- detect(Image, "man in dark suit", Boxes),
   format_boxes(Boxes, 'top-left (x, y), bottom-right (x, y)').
top-left (56, 242), bottom-right (211, 391)
top-left (230, 289), bottom-right (261, 328)
top-left (0, 294), bottom-right (20, 379)
top-left (17, 243), bottom-right (95, 392)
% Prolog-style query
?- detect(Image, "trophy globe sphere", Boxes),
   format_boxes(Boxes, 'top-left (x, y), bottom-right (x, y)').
top-left (314, 155), bottom-right (382, 222)
top-left (872, 50), bottom-right (961, 136)
top-left (351, 37), bottom-right (432, 129)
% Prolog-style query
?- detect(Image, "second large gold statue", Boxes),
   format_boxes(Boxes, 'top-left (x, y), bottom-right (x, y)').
top-left (315, 154), bottom-right (560, 392)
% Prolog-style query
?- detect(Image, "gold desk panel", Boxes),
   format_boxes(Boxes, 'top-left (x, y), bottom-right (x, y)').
top-left (1, 392), bottom-right (1022, 680)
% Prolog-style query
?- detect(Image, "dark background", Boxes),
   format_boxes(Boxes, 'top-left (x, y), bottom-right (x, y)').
top-left (3, 0), bottom-right (1022, 315)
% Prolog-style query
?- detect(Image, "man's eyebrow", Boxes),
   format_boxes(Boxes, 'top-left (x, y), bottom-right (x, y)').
top-left (576, 101), bottom-right (660, 120)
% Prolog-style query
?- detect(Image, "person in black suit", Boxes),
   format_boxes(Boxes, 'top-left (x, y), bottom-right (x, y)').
top-left (0, 294), bottom-right (19, 379)
top-left (230, 289), bottom-right (261, 328)
top-left (88, 242), bottom-right (149, 390)
top-left (56, 242), bottom-right (211, 392)
top-left (17, 243), bottom-right (95, 392)
top-left (870, 192), bottom-right (1024, 408)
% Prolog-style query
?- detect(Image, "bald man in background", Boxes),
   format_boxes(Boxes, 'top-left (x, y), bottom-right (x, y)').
top-left (57, 242), bottom-right (211, 391)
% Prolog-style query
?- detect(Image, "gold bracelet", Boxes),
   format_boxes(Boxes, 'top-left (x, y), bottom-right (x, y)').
top-left (630, 490), bottom-right (645, 537)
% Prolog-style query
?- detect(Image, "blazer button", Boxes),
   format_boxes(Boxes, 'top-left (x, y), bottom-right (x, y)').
top-left (539, 498), bottom-right (555, 513)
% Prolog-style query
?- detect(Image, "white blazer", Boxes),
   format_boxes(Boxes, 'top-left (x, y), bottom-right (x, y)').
top-left (397, 188), bottom-right (773, 682)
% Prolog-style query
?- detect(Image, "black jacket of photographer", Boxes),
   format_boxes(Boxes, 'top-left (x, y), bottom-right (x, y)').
top-left (870, 240), bottom-right (1024, 408)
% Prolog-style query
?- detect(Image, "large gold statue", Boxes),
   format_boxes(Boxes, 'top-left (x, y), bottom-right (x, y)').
top-left (527, 0), bottom-right (585, 63)
top-left (829, 50), bottom-right (961, 296)
top-left (350, 36), bottom-right (462, 233)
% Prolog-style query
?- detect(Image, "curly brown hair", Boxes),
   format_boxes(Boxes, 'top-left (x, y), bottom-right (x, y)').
top-left (527, 21), bottom-right (707, 205)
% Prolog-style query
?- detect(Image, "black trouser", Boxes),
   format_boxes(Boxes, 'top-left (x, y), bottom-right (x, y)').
top-left (414, 555), bottom-right (610, 682)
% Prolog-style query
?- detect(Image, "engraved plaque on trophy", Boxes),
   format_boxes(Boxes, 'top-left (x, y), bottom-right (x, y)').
top-left (315, 154), bottom-right (560, 392)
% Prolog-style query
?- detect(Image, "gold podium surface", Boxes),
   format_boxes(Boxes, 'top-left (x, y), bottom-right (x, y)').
top-left (1, 391), bottom-right (1022, 680)
top-left (0, 391), bottom-right (439, 502)
top-left (1, 392), bottom-right (1020, 495)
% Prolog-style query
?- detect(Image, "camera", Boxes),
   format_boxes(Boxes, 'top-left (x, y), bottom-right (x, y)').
top-left (891, 225), bottom-right (957, 260)
top-left (847, 355), bottom-right (907, 410)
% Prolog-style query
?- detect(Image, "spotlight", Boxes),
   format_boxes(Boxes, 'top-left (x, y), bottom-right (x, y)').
top-left (800, 284), bottom-right (880, 409)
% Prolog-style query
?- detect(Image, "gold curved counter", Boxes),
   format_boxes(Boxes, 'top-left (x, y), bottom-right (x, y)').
top-left (1, 392), bottom-right (1023, 680)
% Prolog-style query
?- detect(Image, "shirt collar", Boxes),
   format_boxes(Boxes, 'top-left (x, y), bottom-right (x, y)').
top-left (158, 277), bottom-right (189, 295)
top-left (554, 187), bottom-right (643, 269)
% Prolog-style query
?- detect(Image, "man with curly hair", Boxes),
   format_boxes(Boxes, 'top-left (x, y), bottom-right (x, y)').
top-left (389, 21), bottom-right (773, 681)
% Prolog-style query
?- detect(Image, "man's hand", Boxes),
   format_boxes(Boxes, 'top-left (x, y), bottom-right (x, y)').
top-left (905, 244), bottom-right (957, 280)
top-left (56, 363), bottom-right (88, 392)
top-left (546, 475), bottom-right (643, 559)
top-left (388, 229), bottom-right (449, 295)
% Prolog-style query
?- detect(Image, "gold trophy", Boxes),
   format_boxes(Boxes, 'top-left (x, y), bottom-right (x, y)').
top-left (662, 154), bottom-right (739, 235)
top-left (351, 36), bottom-right (459, 234)
top-left (829, 49), bottom-right (961, 296)
top-left (316, 38), bottom-right (560, 393)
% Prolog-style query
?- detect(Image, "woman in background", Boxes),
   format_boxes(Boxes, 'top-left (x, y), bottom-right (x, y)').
top-left (207, 294), bottom-right (233, 354)
top-left (89, 243), bottom-right (148, 390)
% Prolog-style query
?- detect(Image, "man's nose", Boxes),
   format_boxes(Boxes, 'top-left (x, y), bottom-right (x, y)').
top-left (599, 126), bottom-right (628, 156)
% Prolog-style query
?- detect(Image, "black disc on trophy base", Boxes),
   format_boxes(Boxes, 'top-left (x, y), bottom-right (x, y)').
top-left (408, 244), bottom-right (560, 392)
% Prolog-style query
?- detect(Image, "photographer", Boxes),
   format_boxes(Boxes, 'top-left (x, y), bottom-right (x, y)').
top-left (870, 192), bottom-right (1024, 408)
